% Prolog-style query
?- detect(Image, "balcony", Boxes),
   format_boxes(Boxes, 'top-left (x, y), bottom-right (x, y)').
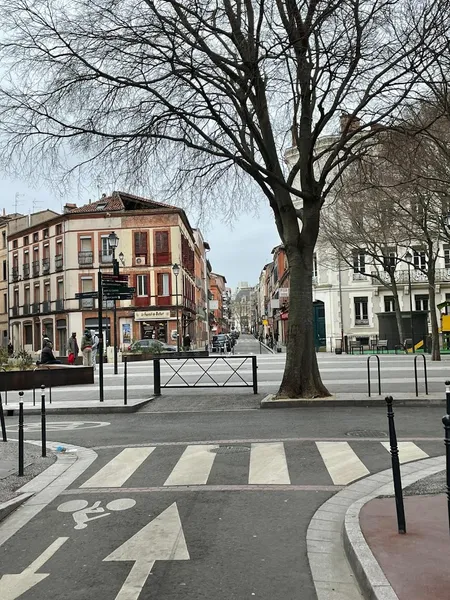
top-left (99, 252), bottom-right (113, 264)
top-left (157, 296), bottom-right (171, 306)
top-left (55, 254), bottom-right (63, 271)
top-left (23, 303), bottom-right (30, 315)
top-left (31, 302), bottom-right (40, 314)
top-left (12, 267), bottom-right (19, 282)
top-left (11, 306), bottom-right (19, 317)
top-left (42, 300), bottom-right (51, 313)
top-left (183, 298), bottom-right (196, 313)
top-left (32, 260), bottom-right (40, 277)
top-left (355, 319), bottom-right (369, 326)
top-left (55, 299), bottom-right (65, 312)
top-left (79, 298), bottom-right (94, 309)
top-left (78, 251), bottom-right (93, 267)
top-left (42, 258), bottom-right (50, 274)
top-left (23, 264), bottom-right (30, 279)
top-left (352, 272), bottom-right (368, 281)
top-left (371, 269), bottom-right (431, 285)
top-left (153, 252), bottom-right (171, 266)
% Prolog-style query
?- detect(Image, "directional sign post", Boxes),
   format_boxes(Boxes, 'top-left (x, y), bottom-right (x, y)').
top-left (0, 537), bottom-right (69, 600)
top-left (104, 502), bottom-right (189, 600)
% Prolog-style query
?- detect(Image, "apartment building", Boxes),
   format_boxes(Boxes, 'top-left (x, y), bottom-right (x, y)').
top-left (8, 192), bottom-right (200, 355)
top-left (209, 273), bottom-right (228, 334)
top-left (193, 229), bottom-right (210, 346)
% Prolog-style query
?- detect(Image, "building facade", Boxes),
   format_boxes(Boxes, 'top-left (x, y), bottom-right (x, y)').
top-left (209, 273), bottom-right (228, 334)
top-left (8, 192), bottom-right (205, 355)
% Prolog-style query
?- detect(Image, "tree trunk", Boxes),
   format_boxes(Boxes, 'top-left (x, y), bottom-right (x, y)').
top-left (390, 277), bottom-right (405, 345)
top-left (428, 280), bottom-right (441, 361)
top-left (277, 242), bottom-right (331, 398)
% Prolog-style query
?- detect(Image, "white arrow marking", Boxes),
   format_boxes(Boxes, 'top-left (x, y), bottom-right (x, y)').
top-left (0, 537), bottom-right (68, 600)
top-left (104, 502), bottom-right (189, 600)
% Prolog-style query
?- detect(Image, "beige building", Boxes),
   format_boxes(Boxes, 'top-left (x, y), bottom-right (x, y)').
top-left (8, 192), bottom-right (201, 356)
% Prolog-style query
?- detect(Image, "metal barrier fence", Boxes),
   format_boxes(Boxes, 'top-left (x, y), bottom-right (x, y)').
top-left (153, 355), bottom-right (258, 395)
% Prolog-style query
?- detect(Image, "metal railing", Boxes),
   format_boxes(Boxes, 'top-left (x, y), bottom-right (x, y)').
top-left (55, 254), bottom-right (63, 271)
top-left (153, 355), bottom-right (258, 395)
top-left (414, 354), bottom-right (428, 397)
top-left (99, 252), bottom-right (113, 264)
top-left (367, 354), bottom-right (381, 397)
top-left (55, 299), bottom-right (65, 312)
top-left (12, 267), bottom-right (19, 282)
top-left (78, 251), bottom-right (93, 266)
top-left (23, 264), bottom-right (30, 279)
top-left (42, 258), bottom-right (50, 274)
top-left (32, 260), bottom-right (40, 277)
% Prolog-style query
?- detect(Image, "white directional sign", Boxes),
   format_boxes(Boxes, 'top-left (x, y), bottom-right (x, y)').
top-left (104, 502), bottom-right (189, 600)
top-left (0, 537), bottom-right (68, 600)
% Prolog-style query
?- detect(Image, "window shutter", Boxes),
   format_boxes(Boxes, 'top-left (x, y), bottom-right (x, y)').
top-left (157, 273), bottom-right (163, 296)
top-left (155, 231), bottom-right (169, 253)
top-left (134, 231), bottom-right (148, 255)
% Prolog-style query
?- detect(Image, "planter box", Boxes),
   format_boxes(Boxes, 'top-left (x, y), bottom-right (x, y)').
top-left (122, 350), bottom-right (209, 362)
top-left (0, 366), bottom-right (94, 391)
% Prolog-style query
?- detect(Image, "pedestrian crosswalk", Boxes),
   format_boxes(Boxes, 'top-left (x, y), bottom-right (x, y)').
top-left (79, 440), bottom-right (439, 489)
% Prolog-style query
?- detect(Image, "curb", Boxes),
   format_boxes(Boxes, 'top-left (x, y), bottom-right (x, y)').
top-left (260, 393), bottom-right (446, 408)
top-left (2, 396), bottom-right (155, 416)
top-left (0, 493), bottom-right (33, 523)
top-left (306, 455), bottom-right (445, 600)
top-left (0, 439), bottom-right (97, 547)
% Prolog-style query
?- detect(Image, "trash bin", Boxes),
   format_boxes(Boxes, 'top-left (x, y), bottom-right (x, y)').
top-left (277, 347), bottom-right (282, 353)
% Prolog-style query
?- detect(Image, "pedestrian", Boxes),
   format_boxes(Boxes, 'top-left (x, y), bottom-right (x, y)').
top-left (39, 340), bottom-right (61, 365)
top-left (183, 333), bottom-right (191, 351)
top-left (268, 332), bottom-right (274, 349)
top-left (7, 340), bottom-right (13, 356)
top-left (81, 328), bottom-right (93, 366)
top-left (274, 331), bottom-right (279, 351)
top-left (91, 330), bottom-right (99, 370)
top-left (67, 332), bottom-right (79, 365)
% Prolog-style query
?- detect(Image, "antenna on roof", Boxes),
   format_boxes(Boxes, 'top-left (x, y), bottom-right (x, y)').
top-left (32, 198), bottom-right (43, 212)
top-left (14, 192), bottom-right (25, 214)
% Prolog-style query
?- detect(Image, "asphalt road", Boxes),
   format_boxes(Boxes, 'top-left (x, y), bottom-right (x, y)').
top-left (1, 404), bottom-right (446, 600)
top-left (8, 334), bottom-right (450, 406)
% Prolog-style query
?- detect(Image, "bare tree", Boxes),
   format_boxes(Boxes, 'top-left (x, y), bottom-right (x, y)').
top-left (0, 0), bottom-right (448, 396)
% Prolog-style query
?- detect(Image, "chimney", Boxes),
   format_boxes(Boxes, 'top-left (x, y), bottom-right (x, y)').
top-left (2, 208), bottom-right (5, 217)
top-left (63, 203), bottom-right (77, 213)
top-left (340, 112), bottom-right (361, 133)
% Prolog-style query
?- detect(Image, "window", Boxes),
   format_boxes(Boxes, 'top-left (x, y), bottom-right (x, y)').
top-left (2, 260), bottom-right (5, 281)
top-left (415, 295), bottom-right (429, 312)
top-left (384, 296), bottom-right (395, 312)
top-left (354, 296), bottom-right (368, 325)
top-left (23, 235), bottom-right (29, 245)
top-left (44, 281), bottom-right (51, 301)
top-left (3, 293), bottom-right (7, 313)
top-left (101, 236), bottom-right (112, 257)
top-left (24, 324), bottom-right (32, 345)
top-left (24, 287), bottom-right (30, 305)
top-left (34, 285), bottom-right (40, 303)
top-left (384, 250), bottom-right (396, 271)
top-left (352, 250), bottom-right (365, 273)
top-left (24, 250), bottom-right (29, 264)
top-left (81, 277), bottom-right (93, 293)
top-left (413, 249), bottom-right (426, 270)
top-left (43, 228), bottom-right (49, 239)
top-left (57, 279), bottom-right (64, 299)
top-left (134, 231), bottom-right (148, 255)
top-left (13, 289), bottom-right (19, 307)
top-left (313, 253), bottom-right (318, 278)
top-left (157, 273), bottom-right (170, 297)
top-left (33, 232), bottom-right (39, 242)
top-left (155, 231), bottom-right (169, 254)
top-left (13, 240), bottom-right (18, 249)
top-left (444, 245), bottom-right (450, 269)
top-left (137, 274), bottom-right (149, 297)
top-left (2, 231), bottom-right (5, 248)
top-left (80, 237), bottom-right (92, 251)
top-left (56, 224), bottom-right (62, 235)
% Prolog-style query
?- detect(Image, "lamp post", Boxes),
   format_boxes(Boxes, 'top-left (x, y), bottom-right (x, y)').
top-left (172, 263), bottom-right (181, 352)
top-left (108, 231), bottom-right (120, 374)
top-left (405, 251), bottom-right (415, 353)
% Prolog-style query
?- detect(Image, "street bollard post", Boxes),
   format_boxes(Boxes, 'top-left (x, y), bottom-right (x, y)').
top-left (445, 381), bottom-right (450, 414)
top-left (123, 357), bottom-right (128, 406)
top-left (252, 356), bottom-right (258, 394)
top-left (0, 392), bottom-right (6, 442)
top-left (385, 395), bottom-right (406, 533)
top-left (153, 359), bottom-right (161, 396)
top-left (443, 414), bottom-right (450, 533)
top-left (33, 387), bottom-right (36, 407)
top-left (18, 391), bottom-right (24, 476)
top-left (41, 384), bottom-right (47, 458)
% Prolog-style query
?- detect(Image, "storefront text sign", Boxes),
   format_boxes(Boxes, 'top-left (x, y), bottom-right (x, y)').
top-left (135, 310), bottom-right (173, 321)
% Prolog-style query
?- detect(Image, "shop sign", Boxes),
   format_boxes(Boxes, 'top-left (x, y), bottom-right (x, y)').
top-left (209, 300), bottom-right (219, 310)
top-left (279, 288), bottom-right (289, 297)
top-left (135, 310), bottom-right (173, 321)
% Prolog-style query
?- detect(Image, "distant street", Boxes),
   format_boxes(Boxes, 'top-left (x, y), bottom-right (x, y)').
top-left (6, 334), bottom-right (448, 406)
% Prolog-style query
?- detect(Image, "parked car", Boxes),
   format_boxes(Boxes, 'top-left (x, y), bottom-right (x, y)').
top-left (212, 334), bottom-right (232, 352)
top-left (127, 339), bottom-right (177, 353)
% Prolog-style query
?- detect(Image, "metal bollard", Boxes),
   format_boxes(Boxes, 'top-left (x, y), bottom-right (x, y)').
top-left (445, 381), bottom-right (450, 414)
top-left (41, 384), bottom-right (47, 458)
top-left (154, 359), bottom-right (161, 396)
top-left (443, 414), bottom-right (450, 533)
top-left (33, 387), bottom-right (36, 407)
top-left (123, 357), bottom-right (128, 406)
top-left (18, 392), bottom-right (24, 476)
top-left (385, 395), bottom-right (406, 533)
top-left (0, 392), bottom-right (6, 442)
top-left (252, 356), bottom-right (258, 394)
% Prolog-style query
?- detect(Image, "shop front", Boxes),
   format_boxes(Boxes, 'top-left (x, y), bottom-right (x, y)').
top-left (134, 310), bottom-right (177, 343)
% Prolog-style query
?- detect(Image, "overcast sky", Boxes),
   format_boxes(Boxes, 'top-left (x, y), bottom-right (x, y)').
top-left (1, 177), bottom-right (280, 292)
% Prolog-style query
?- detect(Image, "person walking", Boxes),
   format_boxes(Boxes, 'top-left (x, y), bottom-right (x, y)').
top-left (91, 330), bottom-right (99, 370)
top-left (183, 333), bottom-right (191, 351)
top-left (67, 332), bottom-right (79, 365)
top-left (81, 329), bottom-right (93, 366)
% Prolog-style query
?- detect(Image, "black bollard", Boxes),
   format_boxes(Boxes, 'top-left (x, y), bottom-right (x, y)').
top-left (385, 395), bottom-right (406, 534)
top-left (0, 392), bottom-right (6, 442)
top-left (41, 384), bottom-right (47, 458)
top-left (123, 357), bottom-right (128, 406)
top-left (446, 381), bottom-right (450, 415)
top-left (18, 391), bottom-right (24, 476)
top-left (443, 413), bottom-right (450, 533)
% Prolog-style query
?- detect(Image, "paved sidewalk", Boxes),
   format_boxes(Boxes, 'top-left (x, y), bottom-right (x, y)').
top-left (1, 396), bottom-right (154, 415)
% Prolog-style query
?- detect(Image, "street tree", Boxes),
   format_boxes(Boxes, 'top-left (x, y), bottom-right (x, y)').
top-left (0, 0), bottom-right (448, 396)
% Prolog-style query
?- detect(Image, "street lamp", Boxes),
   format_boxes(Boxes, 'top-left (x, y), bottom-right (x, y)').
top-left (172, 263), bottom-right (181, 352)
top-left (405, 251), bottom-right (415, 353)
top-left (108, 231), bottom-right (120, 374)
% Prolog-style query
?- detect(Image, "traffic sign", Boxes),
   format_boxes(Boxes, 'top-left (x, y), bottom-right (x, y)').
top-left (102, 274), bottom-right (129, 282)
top-left (75, 292), bottom-right (99, 299)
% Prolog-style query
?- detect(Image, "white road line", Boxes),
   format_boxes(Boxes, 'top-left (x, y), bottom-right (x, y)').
top-left (316, 442), bottom-right (369, 485)
top-left (164, 445), bottom-right (218, 486)
top-left (81, 447), bottom-right (155, 488)
top-left (381, 441), bottom-right (429, 463)
top-left (248, 442), bottom-right (290, 485)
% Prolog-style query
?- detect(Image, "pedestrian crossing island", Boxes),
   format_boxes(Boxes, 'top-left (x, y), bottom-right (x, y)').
top-left (79, 441), bottom-right (433, 489)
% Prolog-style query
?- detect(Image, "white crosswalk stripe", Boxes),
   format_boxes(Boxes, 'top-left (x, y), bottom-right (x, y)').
top-left (248, 442), bottom-right (290, 484)
top-left (381, 441), bottom-right (429, 463)
top-left (164, 445), bottom-right (218, 486)
top-left (79, 441), bottom-right (434, 489)
top-left (81, 447), bottom-right (155, 488)
top-left (315, 442), bottom-right (369, 485)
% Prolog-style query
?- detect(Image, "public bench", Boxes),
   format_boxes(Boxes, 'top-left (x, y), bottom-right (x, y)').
top-left (376, 340), bottom-right (388, 353)
top-left (349, 340), bottom-right (364, 354)
top-left (0, 365), bottom-right (94, 391)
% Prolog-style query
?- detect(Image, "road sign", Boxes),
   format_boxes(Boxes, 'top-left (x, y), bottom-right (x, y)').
top-left (1, 537), bottom-right (69, 600)
top-left (102, 274), bottom-right (129, 282)
top-left (75, 292), bottom-right (99, 299)
top-left (104, 502), bottom-right (189, 600)
top-left (105, 295), bottom-right (134, 301)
